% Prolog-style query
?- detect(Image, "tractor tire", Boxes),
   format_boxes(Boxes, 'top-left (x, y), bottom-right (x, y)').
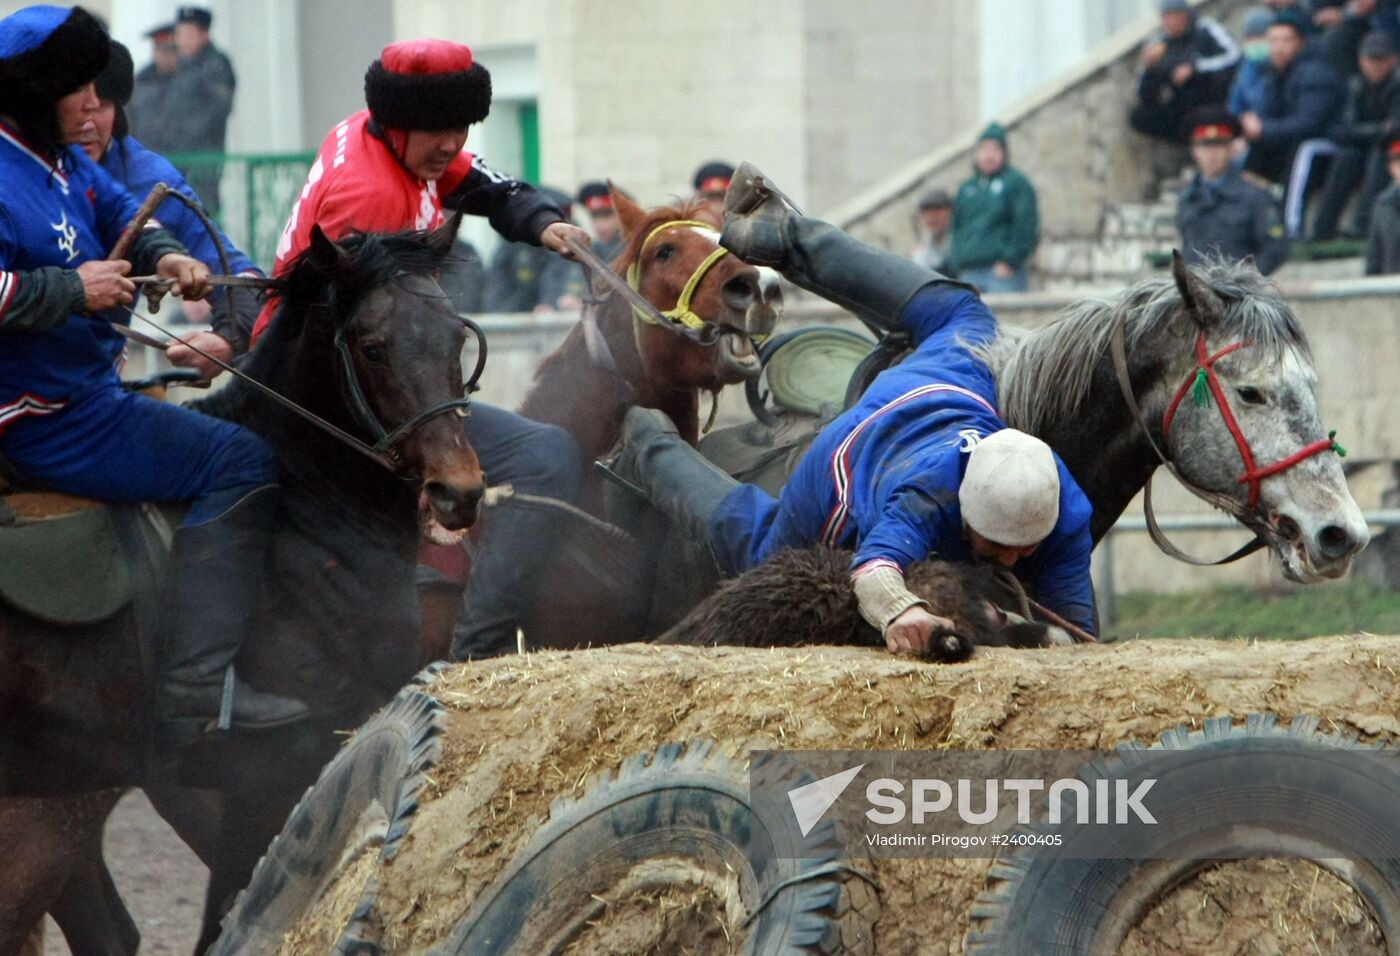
top-left (437, 740), bottom-right (880, 955)
top-left (208, 671), bottom-right (445, 956)
top-left (964, 713), bottom-right (1400, 956)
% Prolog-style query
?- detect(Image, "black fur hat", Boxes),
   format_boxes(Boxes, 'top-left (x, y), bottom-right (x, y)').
top-left (95, 38), bottom-right (133, 107)
top-left (364, 38), bottom-right (491, 130)
top-left (95, 38), bottom-right (133, 142)
top-left (0, 6), bottom-right (110, 152)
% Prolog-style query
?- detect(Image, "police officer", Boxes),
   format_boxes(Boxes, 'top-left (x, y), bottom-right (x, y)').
top-left (482, 187), bottom-right (586, 312)
top-left (1177, 107), bottom-right (1289, 274)
top-left (577, 180), bottom-right (624, 263)
top-left (164, 5), bottom-right (235, 211)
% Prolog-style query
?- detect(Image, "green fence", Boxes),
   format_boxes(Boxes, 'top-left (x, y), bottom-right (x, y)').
top-left (162, 151), bottom-right (317, 272)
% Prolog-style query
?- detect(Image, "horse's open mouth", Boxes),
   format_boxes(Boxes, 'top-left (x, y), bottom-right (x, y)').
top-left (419, 490), bottom-right (471, 546)
top-left (717, 330), bottom-right (762, 380)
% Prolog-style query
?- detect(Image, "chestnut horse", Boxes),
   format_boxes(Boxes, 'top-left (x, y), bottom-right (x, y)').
top-left (418, 189), bottom-right (782, 658)
top-left (0, 222), bottom-right (485, 955)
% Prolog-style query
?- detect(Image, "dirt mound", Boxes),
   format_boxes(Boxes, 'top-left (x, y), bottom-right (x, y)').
top-left (285, 636), bottom-right (1400, 954)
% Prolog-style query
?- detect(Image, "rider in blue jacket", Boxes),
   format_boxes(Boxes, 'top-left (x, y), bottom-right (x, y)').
top-left (82, 37), bottom-right (264, 357)
top-left (610, 162), bottom-right (1096, 653)
top-left (0, 5), bottom-right (306, 734)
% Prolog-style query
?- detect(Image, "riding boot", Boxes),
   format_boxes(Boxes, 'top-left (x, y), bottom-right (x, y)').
top-left (158, 486), bottom-right (309, 735)
top-left (600, 407), bottom-right (740, 562)
top-left (719, 161), bottom-right (957, 329)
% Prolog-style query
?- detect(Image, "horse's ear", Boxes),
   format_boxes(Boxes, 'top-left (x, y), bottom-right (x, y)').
top-left (428, 212), bottom-right (463, 257)
top-left (309, 225), bottom-right (350, 275)
top-left (1171, 250), bottom-right (1225, 330)
top-left (610, 182), bottom-right (646, 238)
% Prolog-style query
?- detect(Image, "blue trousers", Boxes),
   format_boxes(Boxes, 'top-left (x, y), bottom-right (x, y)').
top-left (0, 380), bottom-right (276, 527)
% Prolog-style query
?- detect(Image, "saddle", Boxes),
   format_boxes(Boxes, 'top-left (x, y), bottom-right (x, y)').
top-left (0, 372), bottom-right (194, 625)
top-left (0, 475), bottom-right (171, 627)
top-left (700, 325), bottom-right (899, 491)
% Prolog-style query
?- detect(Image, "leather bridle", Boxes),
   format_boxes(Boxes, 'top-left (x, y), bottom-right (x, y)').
top-left (1110, 316), bottom-right (1344, 565)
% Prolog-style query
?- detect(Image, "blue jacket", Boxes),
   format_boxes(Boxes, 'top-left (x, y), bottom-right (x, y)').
top-left (1228, 58), bottom-right (1270, 117)
top-left (100, 135), bottom-right (258, 277)
top-left (1256, 49), bottom-right (1346, 148)
top-left (100, 135), bottom-right (262, 349)
top-left (711, 283), bottom-right (1097, 634)
top-left (0, 125), bottom-right (141, 412)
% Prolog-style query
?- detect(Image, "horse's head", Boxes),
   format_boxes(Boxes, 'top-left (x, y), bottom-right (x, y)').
top-left (1155, 255), bottom-right (1368, 581)
top-left (290, 221), bottom-right (487, 539)
top-left (612, 187), bottom-right (782, 387)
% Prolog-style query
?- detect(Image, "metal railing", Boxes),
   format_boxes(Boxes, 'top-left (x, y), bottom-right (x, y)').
top-left (161, 151), bottom-right (317, 271)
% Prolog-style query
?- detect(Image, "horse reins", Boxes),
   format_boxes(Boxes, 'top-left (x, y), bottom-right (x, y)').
top-left (1110, 313), bottom-right (1344, 565)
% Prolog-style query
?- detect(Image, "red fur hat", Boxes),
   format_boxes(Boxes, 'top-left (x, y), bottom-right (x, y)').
top-left (364, 38), bottom-right (491, 131)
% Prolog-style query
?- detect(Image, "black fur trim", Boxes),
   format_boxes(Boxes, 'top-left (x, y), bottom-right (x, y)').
top-left (363, 61), bottom-right (491, 130)
top-left (0, 7), bottom-right (109, 104)
top-left (96, 39), bottom-right (134, 107)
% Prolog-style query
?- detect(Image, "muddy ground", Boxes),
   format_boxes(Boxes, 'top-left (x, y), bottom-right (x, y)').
top-left (260, 635), bottom-right (1400, 955)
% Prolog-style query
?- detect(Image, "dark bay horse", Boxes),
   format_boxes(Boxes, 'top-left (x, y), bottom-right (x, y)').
top-left (417, 189), bottom-right (782, 658)
top-left (0, 221), bottom-right (485, 954)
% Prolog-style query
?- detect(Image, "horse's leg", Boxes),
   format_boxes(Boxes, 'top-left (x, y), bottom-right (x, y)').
top-left (144, 783), bottom-right (223, 867)
top-left (0, 791), bottom-right (119, 956)
top-left (48, 850), bottom-right (139, 956)
top-left (194, 785), bottom-right (301, 954)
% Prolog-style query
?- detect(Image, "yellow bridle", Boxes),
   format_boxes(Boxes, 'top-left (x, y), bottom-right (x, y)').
top-left (625, 219), bottom-right (730, 334)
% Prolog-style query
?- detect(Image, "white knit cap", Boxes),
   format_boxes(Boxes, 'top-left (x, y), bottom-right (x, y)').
top-left (958, 429), bottom-right (1060, 547)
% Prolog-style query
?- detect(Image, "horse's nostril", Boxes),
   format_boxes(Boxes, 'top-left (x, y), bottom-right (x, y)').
top-left (723, 274), bottom-right (756, 305)
top-left (1317, 524), bottom-right (1353, 559)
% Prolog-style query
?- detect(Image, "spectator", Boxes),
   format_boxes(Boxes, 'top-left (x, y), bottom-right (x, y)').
top-left (484, 187), bottom-right (587, 312)
top-left (1239, 10), bottom-right (1346, 183)
top-left (1178, 108), bottom-right (1289, 274)
top-left (1229, 7), bottom-right (1278, 118)
top-left (1311, 31), bottom-right (1400, 238)
top-left (1130, 0), bottom-right (1241, 143)
top-left (437, 236), bottom-right (487, 315)
top-left (128, 21), bottom-right (177, 152)
top-left (1364, 132), bottom-right (1400, 270)
top-left (947, 123), bottom-right (1039, 293)
top-left (692, 161), bottom-right (734, 223)
top-left (1319, 0), bottom-right (1385, 76)
top-left (164, 5), bottom-right (235, 212)
top-left (910, 189), bottom-right (953, 272)
top-left (578, 180), bottom-right (624, 262)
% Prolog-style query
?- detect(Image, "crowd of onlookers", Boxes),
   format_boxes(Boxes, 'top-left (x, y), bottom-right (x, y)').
top-left (911, 0), bottom-right (1400, 287)
top-left (1133, 0), bottom-right (1400, 275)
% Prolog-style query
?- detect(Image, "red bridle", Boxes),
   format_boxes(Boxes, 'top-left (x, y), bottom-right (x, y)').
top-left (1161, 333), bottom-right (1345, 510)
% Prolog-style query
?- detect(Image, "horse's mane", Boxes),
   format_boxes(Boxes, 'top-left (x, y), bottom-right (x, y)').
top-left (971, 258), bottom-right (1312, 436)
top-left (615, 197), bottom-right (721, 266)
top-left (201, 226), bottom-right (452, 423)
